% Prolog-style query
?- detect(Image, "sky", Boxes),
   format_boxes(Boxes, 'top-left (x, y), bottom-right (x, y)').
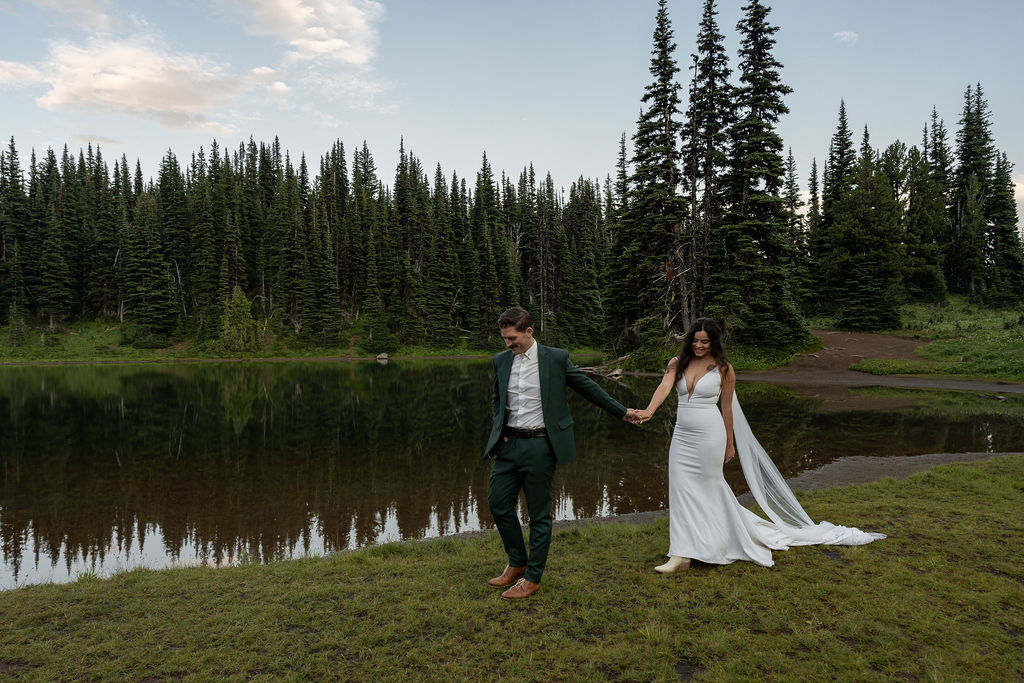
top-left (1, 0), bottom-right (1022, 217)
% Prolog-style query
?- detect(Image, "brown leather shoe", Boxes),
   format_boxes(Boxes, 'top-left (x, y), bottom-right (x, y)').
top-left (501, 578), bottom-right (541, 600)
top-left (487, 565), bottom-right (526, 588)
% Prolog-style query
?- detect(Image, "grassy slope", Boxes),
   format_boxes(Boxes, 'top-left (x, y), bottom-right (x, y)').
top-left (1, 456), bottom-right (1021, 681)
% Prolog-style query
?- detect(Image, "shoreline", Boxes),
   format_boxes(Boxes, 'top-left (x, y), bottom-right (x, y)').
top-left (566, 450), bottom-right (1021, 530)
top-left (430, 450), bottom-right (1022, 542)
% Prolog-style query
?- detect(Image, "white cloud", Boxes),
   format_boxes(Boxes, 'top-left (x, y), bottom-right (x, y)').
top-left (300, 69), bottom-right (395, 112)
top-left (250, 66), bottom-right (279, 82)
top-left (834, 31), bottom-right (859, 46)
top-left (234, 0), bottom-right (385, 65)
top-left (0, 59), bottom-right (43, 87)
top-left (300, 104), bottom-right (341, 128)
top-left (267, 80), bottom-right (291, 104)
top-left (34, 35), bottom-right (252, 134)
top-left (1014, 174), bottom-right (1024, 202)
top-left (28, 0), bottom-right (122, 32)
top-left (69, 134), bottom-right (124, 146)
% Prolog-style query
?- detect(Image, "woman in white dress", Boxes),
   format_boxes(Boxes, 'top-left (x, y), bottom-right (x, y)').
top-left (635, 318), bottom-right (884, 573)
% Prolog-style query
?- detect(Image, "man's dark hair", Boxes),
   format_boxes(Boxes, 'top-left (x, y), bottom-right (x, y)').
top-left (497, 306), bottom-right (533, 331)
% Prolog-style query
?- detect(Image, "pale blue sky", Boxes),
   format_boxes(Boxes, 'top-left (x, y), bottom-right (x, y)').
top-left (1, 0), bottom-right (1021, 213)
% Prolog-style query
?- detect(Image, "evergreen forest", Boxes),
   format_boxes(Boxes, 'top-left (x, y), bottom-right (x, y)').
top-left (1, 0), bottom-right (1021, 358)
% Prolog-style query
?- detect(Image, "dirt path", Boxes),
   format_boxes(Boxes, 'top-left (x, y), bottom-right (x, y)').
top-left (738, 328), bottom-right (1024, 395)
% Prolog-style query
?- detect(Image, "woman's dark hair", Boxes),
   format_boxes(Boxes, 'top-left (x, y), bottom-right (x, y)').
top-left (673, 317), bottom-right (729, 385)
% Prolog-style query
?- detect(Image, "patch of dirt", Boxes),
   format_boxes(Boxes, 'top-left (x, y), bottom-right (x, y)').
top-left (739, 328), bottom-right (1024, 397)
top-left (777, 329), bottom-right (926, 374)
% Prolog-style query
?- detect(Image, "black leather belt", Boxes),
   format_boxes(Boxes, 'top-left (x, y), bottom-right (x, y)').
top-left (503, 425), bottom-right (547, 439)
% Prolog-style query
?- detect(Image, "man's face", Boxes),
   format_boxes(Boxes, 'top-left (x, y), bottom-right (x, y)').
top-left (501, 325), bottom-right (534, 354)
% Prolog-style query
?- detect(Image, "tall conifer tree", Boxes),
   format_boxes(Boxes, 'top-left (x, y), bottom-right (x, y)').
top-left (710, 0), bottom-right (805, 348)
top-left (681, 0), bottom-right (733, 324)
top-left (615, 0), bottom-right (685, 349)
top-left (984, 153), bottom-right (1024, 305)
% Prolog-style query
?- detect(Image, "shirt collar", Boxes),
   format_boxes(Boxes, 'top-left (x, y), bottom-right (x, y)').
top-left (519, 339), bottom-right (536, 361)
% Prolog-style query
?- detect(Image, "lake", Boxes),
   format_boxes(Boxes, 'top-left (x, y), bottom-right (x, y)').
top-left (2, 360), bottom-right (1022, 589)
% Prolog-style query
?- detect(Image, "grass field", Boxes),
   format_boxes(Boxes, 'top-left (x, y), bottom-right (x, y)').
top-left (1, 455), bottom-right (1021, 681)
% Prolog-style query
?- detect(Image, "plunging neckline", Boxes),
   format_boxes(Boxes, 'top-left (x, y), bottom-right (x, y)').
top-left (683, 364), bottom-right (717, 401)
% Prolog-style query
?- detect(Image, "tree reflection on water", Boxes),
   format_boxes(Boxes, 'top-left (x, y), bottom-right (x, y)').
top-left (1, 361), bottom-right (1022, 588)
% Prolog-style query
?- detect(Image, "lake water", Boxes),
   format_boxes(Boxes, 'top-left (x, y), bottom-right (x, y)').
top-left (2, 360), bottom-right (1022, 589)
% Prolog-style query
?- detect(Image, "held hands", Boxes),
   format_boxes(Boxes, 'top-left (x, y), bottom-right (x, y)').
top-left (624, 408), bottom-right (653, 425)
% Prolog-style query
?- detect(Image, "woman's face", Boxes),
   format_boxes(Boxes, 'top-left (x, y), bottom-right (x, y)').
top-left (691, 330), bottom-right (711, 358)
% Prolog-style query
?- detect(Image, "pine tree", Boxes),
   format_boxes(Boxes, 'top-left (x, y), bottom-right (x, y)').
top-left (157, 150), bottom-right (188, 312)
top-left (821, 100), bottom-right (856, 229)
top-left (424, 164), bottom-right (459, 342)
top-left (218, 285), bottom-right (260, 352)
top-left (267, 156), bottom-right (306, 335)
top-left (603, 134), bottom-right (632, 342)
top-left (187, 147), bottom-right (220, 336)
top-left (902, 146), bottom-right (947, 302)
top-left (119, 192), bottom-right (176, 338)
top-left (62, 146), bottom-right (92, 317)
top-left (781, 149), bottom-right (809, 304)
top-left (984, 153), bottom-right (1024, 305)
top-left (927, 106), bottom-right (954, 200)
top-left (5, 240), bottom-right (28, 345)
top-left (86, 147), bottom-right (120, 319)
top-left (680, 0), bottom-right (734, 324)
top-left (470, 153), bottom-right (504, 339)
top-left (563, 177), bottom-right (604, 345)
top-left (350, 142), bottom-right (378, 318)
top-left (451, 173), bottom-right (479, 336)
top-left (0, 138), bottom-right (31, 325)
top-left (38, 200), bottom-right (74, 330)
top-left (827, 129), bottom-right (904, 330)
top-left (307, 190), bottom-right (342, 341)
top-left (948, 83), bottom-right (995, 294)
top-left (615, 0), bottom-right (685, 349)
top-left (804, 157), bottom-right (826, 311)
top-left (709, 0), bottom-right (805, 348)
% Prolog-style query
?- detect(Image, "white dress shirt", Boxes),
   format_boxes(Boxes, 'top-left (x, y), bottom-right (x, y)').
top-left (506, 340), bottom-right (544, 429)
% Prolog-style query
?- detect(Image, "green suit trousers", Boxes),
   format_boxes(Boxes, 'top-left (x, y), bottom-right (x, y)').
top-left (488, 433), bottom-right (556, 584)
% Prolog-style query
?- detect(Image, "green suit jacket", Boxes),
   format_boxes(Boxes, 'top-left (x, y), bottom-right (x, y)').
top-left (483, 343), bottom-right (627, 465)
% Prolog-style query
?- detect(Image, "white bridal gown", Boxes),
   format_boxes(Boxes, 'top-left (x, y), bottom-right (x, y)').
top-left (667, 367), bottom-right (885, 567)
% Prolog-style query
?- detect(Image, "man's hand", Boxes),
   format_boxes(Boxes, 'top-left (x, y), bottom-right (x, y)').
top-left (623, 408), bottom-right (649, 425)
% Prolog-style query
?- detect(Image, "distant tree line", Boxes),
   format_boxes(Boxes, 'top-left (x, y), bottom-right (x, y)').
top-left (0, 135), bottom-right (612, 351)
top-left (1, 0), bottom-right (1021, 355)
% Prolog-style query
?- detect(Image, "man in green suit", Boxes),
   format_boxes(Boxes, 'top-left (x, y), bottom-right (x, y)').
top-left (484, 306), bottom-right (639, 599)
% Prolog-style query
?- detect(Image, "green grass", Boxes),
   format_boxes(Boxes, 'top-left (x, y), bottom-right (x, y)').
top-left (842, 296), bottom-right (1024, 380)
top-left (0, 320), bottom-right (498, 364)
top-left (730, 334), bottom-right (825, 372)
top-left (0, 321), bottom-right (611, 366)
top-left (2, 456), bottom-right (1021, 681)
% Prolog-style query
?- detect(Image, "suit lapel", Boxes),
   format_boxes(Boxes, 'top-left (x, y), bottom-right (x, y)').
top-left (537, 343), bottom-right (551, 413)
top-left (497, 350), bottom-right (513, 402)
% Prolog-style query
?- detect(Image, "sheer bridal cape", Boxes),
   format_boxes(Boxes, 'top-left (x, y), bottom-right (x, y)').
top-left (731, 393), bottom-right (886, 547)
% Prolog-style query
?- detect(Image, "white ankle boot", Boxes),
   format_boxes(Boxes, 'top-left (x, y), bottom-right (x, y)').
top-left (654, 556), bottom-right (691, 574)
